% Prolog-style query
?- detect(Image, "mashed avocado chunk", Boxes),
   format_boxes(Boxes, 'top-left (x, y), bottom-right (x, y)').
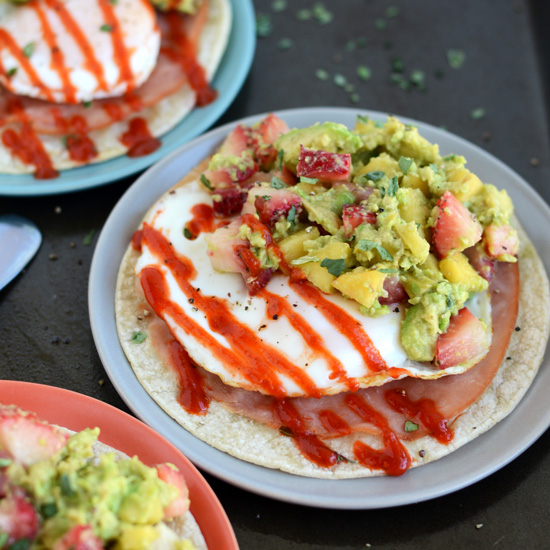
top-left (5, 429), bottom-right (193, 550)
top-left (150, 0), bottom-right (203, 13)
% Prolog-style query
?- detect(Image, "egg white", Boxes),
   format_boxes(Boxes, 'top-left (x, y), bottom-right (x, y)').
top-left (0, 0), bottom-right (160, 103)
top-left (135, 179), bottom-right (492, 398)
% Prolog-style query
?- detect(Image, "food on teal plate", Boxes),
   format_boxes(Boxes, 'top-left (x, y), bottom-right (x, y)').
top-left (0, 403), bottom-right (207, 549)
top-left (115, 113), bottom-right (549, 478)
top-left (0, 0), bottom-right (231, 179)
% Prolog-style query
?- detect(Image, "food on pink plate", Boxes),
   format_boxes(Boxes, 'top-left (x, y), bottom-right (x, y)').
top-left (0, 404), bottom-right (207, 549)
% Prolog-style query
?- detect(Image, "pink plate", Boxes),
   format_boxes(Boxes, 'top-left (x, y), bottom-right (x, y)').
top-left (0, 380), bottom-right (238, 550)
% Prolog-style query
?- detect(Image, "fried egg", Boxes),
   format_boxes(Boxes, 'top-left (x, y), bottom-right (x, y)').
top-left (0, 0), bottom-right (160, 104)
top-left (135, 179), bottom-right (492, 399)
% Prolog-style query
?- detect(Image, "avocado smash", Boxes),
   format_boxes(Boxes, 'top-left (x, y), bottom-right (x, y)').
top-left (202, 114), bottom-right (519, 371)
top-left (0, 407), bottom-right (194, 550)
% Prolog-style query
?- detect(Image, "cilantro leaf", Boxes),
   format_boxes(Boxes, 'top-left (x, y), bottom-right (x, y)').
top-left (270, 176), bottom-right (287, 189)
top-left (320, 258), bottom-right (347, 277)
top-left (387, 175), bottom-right (399, 196)
top-left (365, 170), bottom-right (385, 181)
top-left (131, 331), bottom-right (147, 344)
top-left (357, 239), bottom-right (393, 261)
top-left (398, 156), bottom-right (414, 175)
top-left (200, 174), bottom-right (213, 191)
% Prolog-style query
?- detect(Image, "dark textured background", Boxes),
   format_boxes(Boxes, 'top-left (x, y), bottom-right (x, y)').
top-left (1, 0), bottom-right (550, 548)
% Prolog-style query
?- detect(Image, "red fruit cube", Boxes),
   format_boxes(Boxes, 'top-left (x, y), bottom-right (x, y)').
top-left (464, 243), bottom-right (495, 281)
top-left (0, 488), bottom-right (40, 545)
top-left (252, 114), bottom-right (290, 168)
top-left (483, 224), bottom-right (519, 258)
top-left (378, 275), bottom-right (407, 305)
top-left (435, 307), bottom-right (489, 369)
top-left (253, 188), bottom-right (302, 228)
top-left (212, 187), bottom-right (247, 217)
top-left (296, 146), bottom-right (352, 182)
top-left (433, 191), bottom-right (482, 258)
top-left (342, 204), bottom-right (376, 236)
top-left (218, 124), bottom-right (251, 156)
top-left (155, 463), bottom-right (190, 518)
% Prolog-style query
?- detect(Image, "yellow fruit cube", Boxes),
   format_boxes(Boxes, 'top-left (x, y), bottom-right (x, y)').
top-left (278, 227), bottom-right (321, 262)
top-left (446, 166), bottom-right (483, 202)
top-left (394, 222), bottom-right (430, 263)
top-left (439, 252), bottom-right (488, 293)
top-left (298, 241), bottom-right (353, 294)
top-left (401, 172), bottom-right (429, 196)
top-left (332, 267), bottom-right (386, 308)
top-left (357, 153), bottom-right (400, 179)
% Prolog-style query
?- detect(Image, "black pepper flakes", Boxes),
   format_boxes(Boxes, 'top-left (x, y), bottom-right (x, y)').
top-left (272, 314), bottom-right (279, 320)
top-left (515, 326), bottom-right (521, 331)
top-left (419, 450), bottom-right (426, 457)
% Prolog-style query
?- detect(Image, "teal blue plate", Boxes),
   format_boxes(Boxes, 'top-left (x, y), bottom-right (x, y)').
top-left (0, 0), bottom-right (255, 197)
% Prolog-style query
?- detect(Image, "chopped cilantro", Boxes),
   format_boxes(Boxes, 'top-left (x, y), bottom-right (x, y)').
top-left (40, 502), bottom-right (58, 518)
top-left (315, 68), bottom-right (329, 81)
top-left (23, 42), bottom-right (35, 58)
top-left (200, 173), bottom-right (213, 191)
top-left (83, 100), bottom-right (92, 108)
top-left (357, 65), bottom-right (372, 81)
top-left (60, 474), bottom-right (74, 496)
top-left (378, 268), bottom-right (399, 274)
top-left (277, 149), bottom-right (284, 171)
top-left (271, 0), bottom-right (287, 12)
top-left (357, 240), bottom-right (393, 261)
top-left (0, 534), bottom-right (7, 548)
top-left (470, 107), bottom-right (486, 120)
top-left (6, 67), bottom-right (17, 77)
top-left (320, 258), bottom-right (347, 277)
top-left (0, 457), bottom-right (12, 467)
top-left (366, 170), bottom-right (385, 181)
top-left (349, 92), bottom-right (360, 104)
top-left (83, 229), bottom-right (95, 246)
top-left (447, 49), bottom-right (466, 69)
top-left (391, 57), bottom-right (404, 72)
top-left (398, 156), bottom-right (414, 175)
top-left (131, 331), bottom-right (147, 344)
top-left (313, 3), bottom-right (333, 24)
top-left (357, 114), bottom-right (369, 124)
top-left (291, 255), bottom-right (319, 265)
top-left (299, 176), bottom-right (318, 184)
top-left (100, 24), bottom-right (113, 32)
top-left (387, 176), bottom-right (399, 196)
top-left (184, 227), bottom-right (194, 239)
top-left (271, 176), bottom-right (287, 189)
top-left (296, 8), bottom-right (312, 20)
top-left (375, 18), bottom-right (387, 30)
top-left (410, 70), bottom-right (426, 90)
top-left (386, 5), bottom-right (399, 18)
top-left (287, 205), bottom-right (297, 230)
top-left (404, 420), bottom-right (418, 432)
top-left (256, 13), bottom-right (272, 37)
top-left (334, 73), bottom-right (347, 87)
top-left (277, 37), bottom-right (293, 51)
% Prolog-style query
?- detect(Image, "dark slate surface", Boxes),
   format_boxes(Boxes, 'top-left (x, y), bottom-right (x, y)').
top-left (1, 0), bottom-right (550, 548)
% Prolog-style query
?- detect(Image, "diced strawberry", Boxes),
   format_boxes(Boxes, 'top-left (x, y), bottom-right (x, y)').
top-left (435, 307), bottom-right (489, 369)
top-left (212, 187), bottom-right (247, 217)
top-left (251, 114), bottom-right (290, 168)
top-left (297, 146), bottom-right (352, 182)
top-left (483, 224), bottom-right (519, 258)
top-left (218, 124), bottom-right (251, 157)
top-left (155, 463), bottom-right (190, 519)
top-left (201, 157), bottom-right (259, 190)
top-left (205, 219), bottom-right (248, 274)
top-left (0, 487), bottom-right (40, 545)
top-left (464, 243), bottom-right (495, 281)
top-left (52, 525), bottom-right (105, 550)
top-left (253, 188), bottom-right (302, 228)
top-left (0, 405), bottom-right (69, 466)
top-left (432, 190), bottom-right (482, 258)
top-left (378, 275), bottom-right (407, 305)
top-left (342, 204), bottom-right (376, 237)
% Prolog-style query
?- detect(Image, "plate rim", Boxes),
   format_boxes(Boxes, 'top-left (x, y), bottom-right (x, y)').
top-left (0, 379), bottom-right (239, 549)
top-left (0, 0), bottom-right (255, 197)
top-left (89, 106), bottom-right (550, 509)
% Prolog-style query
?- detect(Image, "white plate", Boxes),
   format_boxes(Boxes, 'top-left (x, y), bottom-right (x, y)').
top-left (89, 107), bottom-right (550, 509)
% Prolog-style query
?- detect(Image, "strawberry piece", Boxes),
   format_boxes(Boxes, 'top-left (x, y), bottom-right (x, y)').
top-left (464, 243), bottom-right (495, 281)
top-left (52, 525), bottom-right (105, 550)
top-left (252, 113), bottom-right (290, 168)
top-left (435, 307), bottom-right (489, 369)
top-left (0, 487), bottom-right (40, 545)
top-left (155, 463), bottom-right (190, 519)
top-left (212, 187), bottom-right (247, 217)
top-left (253, 188), bottom-right (302, 228)
top-left (433, 190), bottom-right (482, 258)
top-left (483, 224), bottom-right (519, 258)
top-left (218, 124), bottom-right (251, 157)
top-left (202, 157), bottom-right (259, 190)
top-left (0, 405), bottom-right (69, 466)
top-left (378, 275), bottom-right (407, 305)
top-left (297, 146), bottom-right (352, 182)
top-left (342, 204), bottom-right (376, 237)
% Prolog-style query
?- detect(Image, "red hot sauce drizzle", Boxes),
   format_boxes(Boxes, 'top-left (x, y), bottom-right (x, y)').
top-left (120, 118), bottom-right (161, 158)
